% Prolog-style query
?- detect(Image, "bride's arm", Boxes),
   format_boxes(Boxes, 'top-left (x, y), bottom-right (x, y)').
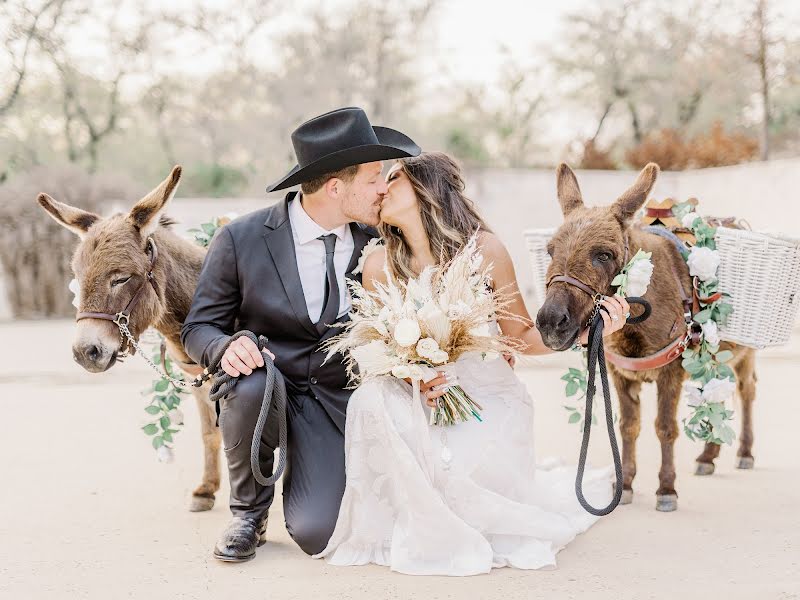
top-left (479, 232), bottom-right (628, 356)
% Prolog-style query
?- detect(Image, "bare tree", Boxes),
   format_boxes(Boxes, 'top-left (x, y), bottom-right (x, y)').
top-left (749, 0), bottom-right (773, 160)
top-left (0, 0), bottom-right (66, 116)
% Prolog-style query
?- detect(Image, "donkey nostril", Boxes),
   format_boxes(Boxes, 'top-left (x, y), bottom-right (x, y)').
top-left (557, 313), bottom-right (570, 329)
top-left (86, 344), bottom-right (101, 362)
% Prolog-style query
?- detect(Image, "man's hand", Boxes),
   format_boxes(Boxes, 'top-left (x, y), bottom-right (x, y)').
top-left (220, 336), bottom-right (275, 377)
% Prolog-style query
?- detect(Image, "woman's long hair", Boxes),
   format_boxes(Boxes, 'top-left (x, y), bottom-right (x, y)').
top-left (379, 152), bottom-right (491, 282)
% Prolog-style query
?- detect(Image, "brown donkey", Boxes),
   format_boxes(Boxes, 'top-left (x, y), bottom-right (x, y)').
top-left (37, 166), bottom-right (221, 512)
top-left (536, 163), bottom-right (757, 512)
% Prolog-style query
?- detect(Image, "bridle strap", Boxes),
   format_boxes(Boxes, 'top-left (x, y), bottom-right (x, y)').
top-left (547, 275), bottom-right (599, 299)
top-left (76, 237), bottom-right (159, 324)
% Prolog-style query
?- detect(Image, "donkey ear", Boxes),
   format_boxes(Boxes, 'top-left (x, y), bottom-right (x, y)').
top-left (128, 165), bottom-right (182, 237)
top-left (612, 163), bottom-right (660, 223)
top-left (556, 163), bottom-right (585, 217)
top-left (37, 193), bottom-right (101, 239)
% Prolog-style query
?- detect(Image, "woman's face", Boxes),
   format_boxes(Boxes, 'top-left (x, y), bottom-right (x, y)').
top-left (380, 162), bottom-right (419, 227)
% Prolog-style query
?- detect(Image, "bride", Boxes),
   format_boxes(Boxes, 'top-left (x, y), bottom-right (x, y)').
top-left (314, 152), bottom-right (630, 575)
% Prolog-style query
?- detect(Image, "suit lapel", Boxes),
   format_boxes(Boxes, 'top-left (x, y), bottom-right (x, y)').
top-left (263, 194), bottom-right (319, 337)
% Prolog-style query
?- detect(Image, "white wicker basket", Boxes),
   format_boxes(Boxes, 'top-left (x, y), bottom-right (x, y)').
top-left (523, 228), bottom-right (556, 310)
top-left (715, 227), bottom-right (800, 349)
top-left (523, 226), bottom-right (800, 349)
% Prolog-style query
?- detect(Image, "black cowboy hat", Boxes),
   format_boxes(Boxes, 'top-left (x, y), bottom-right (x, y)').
top-left (265, 107), bottom-right (421, 193)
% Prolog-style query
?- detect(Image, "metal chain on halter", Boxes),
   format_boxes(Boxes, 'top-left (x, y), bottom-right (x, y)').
top-left (115, 315), bottom-right (192, 388)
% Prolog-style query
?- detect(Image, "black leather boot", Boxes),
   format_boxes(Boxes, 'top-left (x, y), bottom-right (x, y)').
top-left (213, 516), bottom-right (268, 562)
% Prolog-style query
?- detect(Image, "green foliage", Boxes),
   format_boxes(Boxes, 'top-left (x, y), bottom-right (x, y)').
top-left (140, 347), bottom-right (188, 454)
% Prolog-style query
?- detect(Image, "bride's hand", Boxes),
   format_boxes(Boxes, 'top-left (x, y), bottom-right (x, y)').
top-left (405, 372), bottom-right (449, 407)
top-left (578, 295), bottom-right (630, 345)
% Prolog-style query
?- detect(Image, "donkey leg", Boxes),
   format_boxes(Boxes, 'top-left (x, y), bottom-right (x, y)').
top-left (611, 373), bottom-right (642, 505)
top-left (189, 389), bottom-right (222, 512)
top-left (734, 349), bottom-right (757, 470)
top-left (654, 370), bottom-right (681, 512)
top-left (694, 442), bottom-right (721, 476)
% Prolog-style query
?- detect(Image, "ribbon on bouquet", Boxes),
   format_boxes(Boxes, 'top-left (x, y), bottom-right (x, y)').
top-left (409, 367), bottom-right (441, 485)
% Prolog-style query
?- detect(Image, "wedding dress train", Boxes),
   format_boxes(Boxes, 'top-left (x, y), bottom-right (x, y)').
top-left (314, 350), bottom-right (613, 576)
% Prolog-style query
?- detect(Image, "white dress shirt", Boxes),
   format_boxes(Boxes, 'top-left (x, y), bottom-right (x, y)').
top-left (288, 195), bottom-right (354, 323)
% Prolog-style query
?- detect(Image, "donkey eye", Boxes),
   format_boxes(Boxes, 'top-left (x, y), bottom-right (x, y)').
top-left (111, 276), bottom-right (131, 287)
top-left (596, 252), bottom-right (613, 263)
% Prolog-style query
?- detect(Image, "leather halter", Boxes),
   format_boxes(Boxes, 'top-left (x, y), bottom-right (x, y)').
top-left (544, 234), bottom-right (701, 372)
top-left (76, 237), bottom-right (159, 334)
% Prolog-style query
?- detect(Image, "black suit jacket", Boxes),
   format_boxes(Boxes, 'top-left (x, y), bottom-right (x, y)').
top-left (181, 192), bottom-right (377, 433)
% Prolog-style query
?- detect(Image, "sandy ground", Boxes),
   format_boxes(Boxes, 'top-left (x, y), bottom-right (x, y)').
top-left (1, 319), bottom-right (798, 600)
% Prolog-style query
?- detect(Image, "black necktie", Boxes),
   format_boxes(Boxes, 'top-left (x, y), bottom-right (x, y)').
top-left (316, 234), bottom-right (339, 334)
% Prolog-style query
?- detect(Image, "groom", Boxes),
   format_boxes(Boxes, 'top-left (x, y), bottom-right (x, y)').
top-left (181, 107), bottom-right (422, 562)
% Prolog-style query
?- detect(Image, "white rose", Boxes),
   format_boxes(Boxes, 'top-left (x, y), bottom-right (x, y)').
top-left (352, 238), bottom-right (381, 275)
top-left (351, 340), bottom-right (396, 375)
top-left (416, 337), bottom-right (440, 359)
top-left (625, 258), bottom-right (654, 297)
top-left (430, 349), bottom-right (449, 365)
top-left (681, 212), bottom-right (700, 229)
top-left (167, 408), bottom-right (184, 426)
top-left (69, 278), bottom-right (81, 309)
top-left (417, 301), bottom-right (450, 342)
top-left (687, 246), bottom-right (720, 282)
top-left (702, 377), bottom-right (736, 405)
top-left (701, 320), bottom-right (720, 346)
top-left (391, 364), bottom-right (411, 379)
top-left (393, 318), bottom-right (421, 347)
top-left (157, 445), bottom-right (174, 464)
top-left (683, 383), bottom-right (704, 408)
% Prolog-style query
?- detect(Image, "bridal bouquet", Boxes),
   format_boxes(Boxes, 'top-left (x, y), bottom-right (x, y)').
top-left (326, 235), bottom-right (520, 426)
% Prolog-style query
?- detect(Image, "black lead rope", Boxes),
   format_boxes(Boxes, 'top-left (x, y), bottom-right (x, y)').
top-left (575, 296), bottom-right (651, 516)
top-left (196, 331), bottom-right (288, 487)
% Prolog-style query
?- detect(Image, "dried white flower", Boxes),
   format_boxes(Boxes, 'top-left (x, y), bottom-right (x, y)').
top-left (351, 340), bottom-right (396, 375)
top-left (416, 337), bottom-right (440, 360)
top-left (430, 349), bottom-right (449, 365)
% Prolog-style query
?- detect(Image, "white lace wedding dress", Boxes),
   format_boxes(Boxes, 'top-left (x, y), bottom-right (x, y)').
top-left (314, 340), bottom-right (613, 576)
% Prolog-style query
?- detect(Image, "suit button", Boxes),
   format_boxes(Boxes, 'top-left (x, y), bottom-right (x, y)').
top-left (310, 377), bottom-right (318, 385)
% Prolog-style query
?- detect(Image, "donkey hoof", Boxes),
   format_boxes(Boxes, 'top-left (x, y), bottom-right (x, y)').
top-left (736, 456), bottom-right (755, 470)
top-left (189, 494), bottom-right (215, 512)
top-left (694, 462), bottom-right (715, 476)
top-left (620, 489), bottom-right (634, 505)
top-left (656, 494), bottom-right (678, 512)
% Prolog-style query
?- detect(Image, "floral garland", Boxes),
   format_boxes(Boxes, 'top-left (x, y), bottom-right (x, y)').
top-left (671, 202), bottom-right (736, 445)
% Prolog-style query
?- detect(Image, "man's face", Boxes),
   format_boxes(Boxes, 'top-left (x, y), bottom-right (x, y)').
top-left (339, 161), bottom-right (387, 226)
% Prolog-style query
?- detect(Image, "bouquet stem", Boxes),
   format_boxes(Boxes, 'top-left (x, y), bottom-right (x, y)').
top-left (429, 385), bottom-right (483, 427)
